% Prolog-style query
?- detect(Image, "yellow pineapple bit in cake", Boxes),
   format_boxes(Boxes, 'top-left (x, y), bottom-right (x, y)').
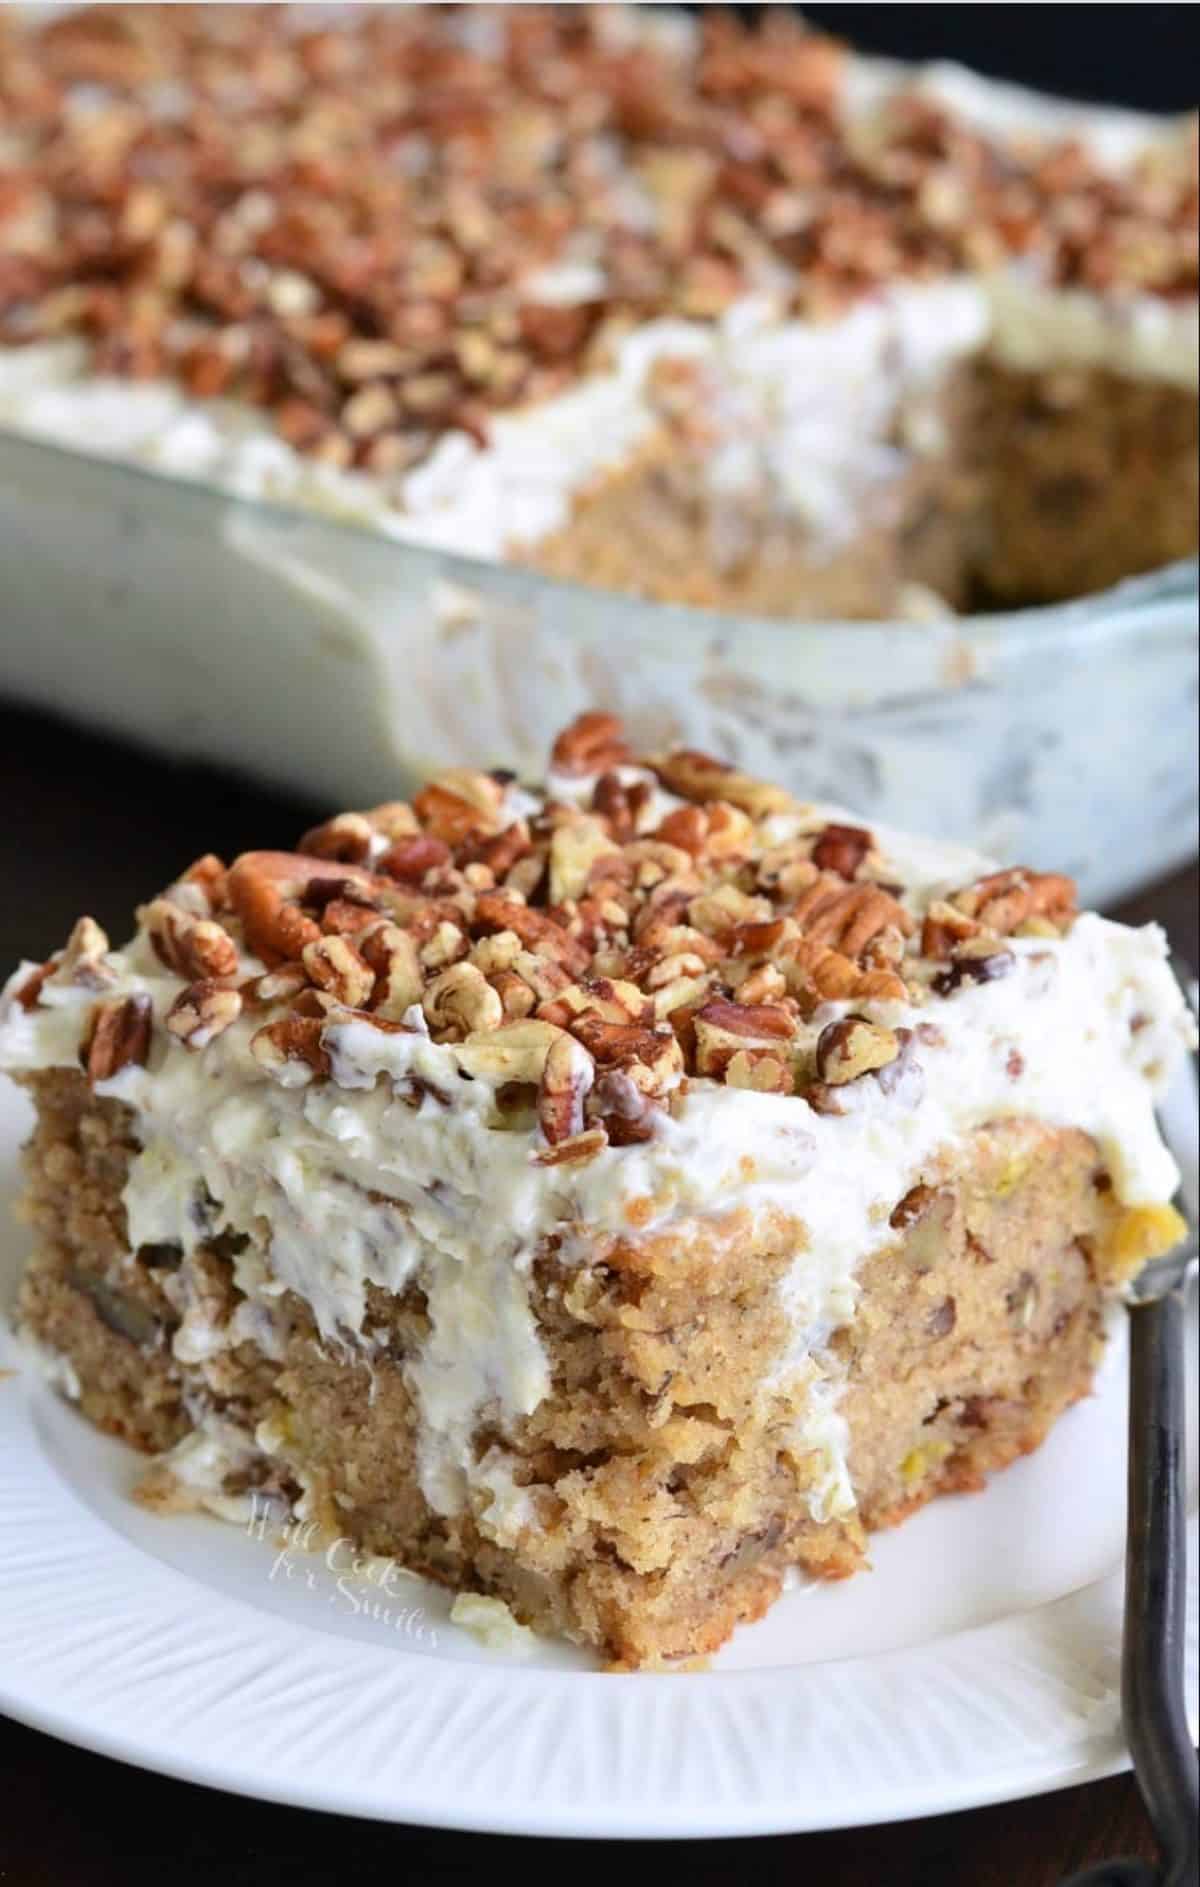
top-left (1103, 1202), bottom-right (1189, 1283)
top-left (900, 1441), bottom-right (954, 1490)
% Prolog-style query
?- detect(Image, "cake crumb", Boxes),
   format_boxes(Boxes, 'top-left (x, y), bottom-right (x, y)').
top-left (449, 1593), bottom-right (538, 1656)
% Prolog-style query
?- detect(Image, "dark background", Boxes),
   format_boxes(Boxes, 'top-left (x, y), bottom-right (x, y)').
top-left (798, 4), bottom-right (1198, 112)
top-left (1, 6), bottom-right (1196, 1886)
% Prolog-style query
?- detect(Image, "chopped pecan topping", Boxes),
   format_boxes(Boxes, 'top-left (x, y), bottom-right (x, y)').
top-left (140, 898), bottom-right (239, 981)
top-left (249, 1017), bottom-right (331, 1085)
top-left (789, 877), bottom-right (913, 960)
top-left (949, 869), bottom-right (1077, 938)
top-left (551, 713), bottom-right (632, 778)
top-left (228, 852), bottom-right (378, 966)
top-left (536, 1032), bottom-right (594, 1146)
top-left (811, 824), bottom-right (873, 880)
top-left (423, 962), bottom-right (503, 1041)
top-left (0, 5), bottom-right (1190, 484)
top-left (302, 936), bottom-right (375, 1010)
top-left (32, 712), bottom-right (1097, 1130)
top-left (921, 899), bottom-right (982, 960)
top-left (166, 980), bottom-right (243, 1051)
top-left (591, 772), bottom-right (649, 843)
top-left (298, 813), bottom-right (375, 865)
top-left (651, 751), bottom-right (793, 818)
top-left (378, 835), bottom-right (453, 884)
top-left (931, 946), bottom-right (1016, 997)
top-left (815, 1015), bottom-right (900, 1086)
top-left (82, 995), bottom-right (152, 1085)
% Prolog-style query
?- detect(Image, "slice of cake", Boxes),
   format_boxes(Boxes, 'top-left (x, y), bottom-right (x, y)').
top-left (0, 7), bottom-right (1195, 617)
top-left (0, 715), bottom-right (1191, 1666)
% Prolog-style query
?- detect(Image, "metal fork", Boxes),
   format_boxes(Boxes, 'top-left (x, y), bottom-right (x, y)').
top-left (1066, 973), bottom-right (1199, 1887)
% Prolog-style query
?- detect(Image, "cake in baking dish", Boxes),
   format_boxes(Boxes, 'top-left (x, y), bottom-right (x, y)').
top-left (0, 714), bottom-right (1190, 1665)
top-left (0, 5), bottom-right (1195, 617)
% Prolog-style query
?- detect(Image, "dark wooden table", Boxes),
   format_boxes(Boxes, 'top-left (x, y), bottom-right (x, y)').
top-left (0, 702), bottom-right (1194, 1887)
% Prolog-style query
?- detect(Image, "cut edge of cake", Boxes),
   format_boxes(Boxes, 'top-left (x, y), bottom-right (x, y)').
top-left (0, 714), bottom-right (1191, 1665)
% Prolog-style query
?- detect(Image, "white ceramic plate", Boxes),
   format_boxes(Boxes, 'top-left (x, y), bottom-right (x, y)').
top-left (0, 1071), bottom-right (1195, 1841)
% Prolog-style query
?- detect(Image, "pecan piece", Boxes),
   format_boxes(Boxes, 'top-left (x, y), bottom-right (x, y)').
top-left (725, 1049), bottom-right (795, 1094)
top-left (654, 805), bottom-right (709, 857)
top-left (227, 852), bottom-right (380, 967)
top-left (423, 962), bottom-right (503, 1041)
top-left (532, 1127), bottom-right (609, 1167)
top-left (591, 771), bottom-right (649, 842)
top-left (377, 835), bottom-right (451, 884)
top-left (298, 812), bottom-right (374, 864)
top-left (931, 946), bottom-right (1015, 997)
top-left (140, 898), bottom-right (240, 981)
top-left (651, 750), bottom-right (792, 817)
top-left (537, 1032), bottom-right (594, 1146)
top-left (550, 712), bottom-right (632, 778)
top-left (811, 823), bottom-right (872, 880)
top-left (166, 980), bottom-right (243, 1050)
top-left (784, 936), bottom-right (908, 1008)
top-left (588, 1069), bottom-right (658, 1146)
top-left (692, 997), bottom-right (798, 1079)
top-left (920, 898), bottom-right (982, 960)
top-left (569, 1016), bottom-right (683, 1094)
top-left (240, 963), bottom-right (309, 1008)
top-left (814, 1015), bottom-right (899, 1086)
top-left (549, 817), bottom-right (619, 904)
top-left (790, 876), bottom-right (914, 959)
top-left (950, 869), bottom-right (1077, 937)
top-left (472, 894), bottom-right (589, 974)
top-left (890, 1183), bottom-right (938, 1230)
top-left (302, 935), bottom-right (375, 1009)
top-left (249, 1016), bottom-right (330, 1085)
top-left (361, 925), bottom-right (422, 1021)
top-left (82, 995), bottom-right (152, 1085)
top-left (179, 854), bottom-right (229, 911)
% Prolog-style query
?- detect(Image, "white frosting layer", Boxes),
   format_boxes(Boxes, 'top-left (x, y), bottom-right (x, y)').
top-left (0, 277), bottom-right (992, 562)
top-left (0, 827), bottom-right (1190, 1526)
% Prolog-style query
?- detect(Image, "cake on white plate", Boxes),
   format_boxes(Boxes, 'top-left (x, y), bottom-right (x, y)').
top-left (0, 4), bottom-right (1195, 618)
top-left (0, 715), bottom-right (1191, 1666)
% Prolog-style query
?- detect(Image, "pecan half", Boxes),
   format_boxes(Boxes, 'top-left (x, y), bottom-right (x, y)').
top-left (790, 876), bottom-right (913, 959)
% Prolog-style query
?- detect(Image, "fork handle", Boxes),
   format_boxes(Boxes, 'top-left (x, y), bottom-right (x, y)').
top-left (1123, 1287), bottom-right (1199, 1887)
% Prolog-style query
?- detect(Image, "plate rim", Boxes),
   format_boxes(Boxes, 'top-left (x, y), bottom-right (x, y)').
top-left (0, 1075), bottom-right (1196, 1841)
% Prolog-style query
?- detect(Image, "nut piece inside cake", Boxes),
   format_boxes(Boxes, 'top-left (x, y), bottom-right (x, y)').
top-left (0, 7), bottom-right (1195, 616)
top-left (0, 715), bottom-right (1190, 1666)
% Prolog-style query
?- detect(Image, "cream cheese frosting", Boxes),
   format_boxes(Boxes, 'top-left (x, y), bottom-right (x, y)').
top-left (0, 798), bottom-right (1189, 1527)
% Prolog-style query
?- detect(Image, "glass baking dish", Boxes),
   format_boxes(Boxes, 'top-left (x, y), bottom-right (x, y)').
top-left (0, 421), bottom-right (1195, 909)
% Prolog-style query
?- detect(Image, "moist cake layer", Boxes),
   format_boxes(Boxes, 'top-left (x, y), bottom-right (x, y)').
top-left (0, 715), bottom-right (1190, 1664)
top-left (0, 6), bottom-right (1195, 614)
